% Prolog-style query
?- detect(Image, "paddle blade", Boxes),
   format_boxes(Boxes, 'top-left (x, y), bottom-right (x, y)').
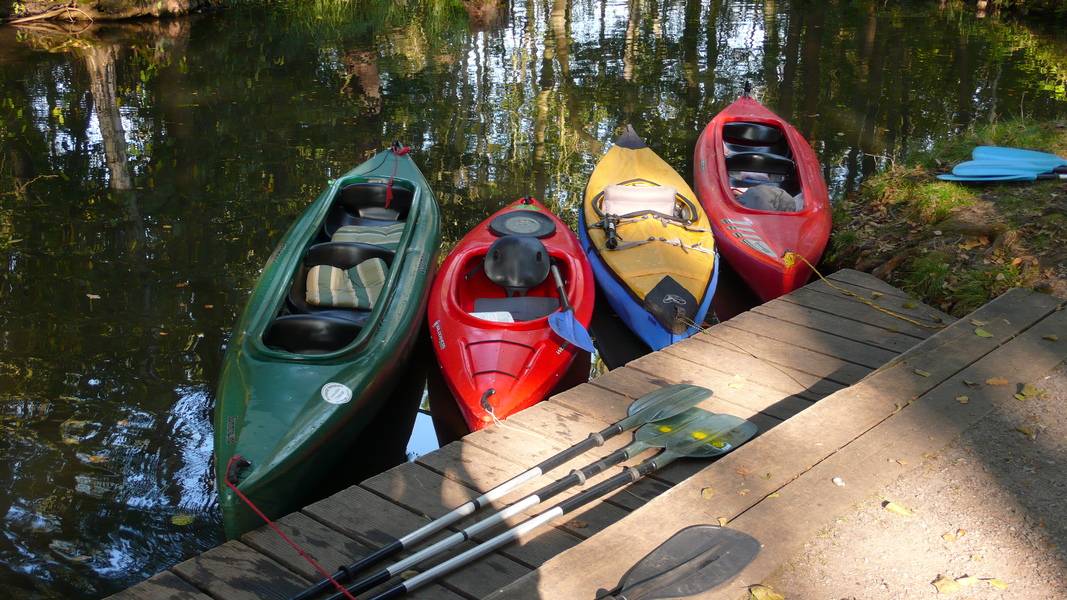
top-left (937, 173), bottom-right (1035, 183)
top-left (972, 146), bottom-right (1066, 167)
top-left (611, 526), bottom-right (760, 600)
top-left (632, 407), bottom-right (709, 446)
top-left (548, 309), bottom-right (595, 353)
top-left (620, 385), bottom-right (712, 429)
top-left (952, 160), bottom-right (1052, 177)
top-left (667, 414), bottom-right (758, 458)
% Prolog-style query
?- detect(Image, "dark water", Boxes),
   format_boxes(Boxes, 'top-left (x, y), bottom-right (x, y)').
top-left (0, 1), bottom-right (1064, 597)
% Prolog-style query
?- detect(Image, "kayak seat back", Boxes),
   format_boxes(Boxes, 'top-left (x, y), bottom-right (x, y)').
top-left (483, 236), bottom-right (551, 296)
top-left (331, 223), bottom-right (406, 251)
top-left (305, 259), bottom-right (388, 310)
top-left (472, 296), bottom-right (559, 322)
top-left (323, 181), bottom-right (413, 238)
top-left (602, 184), bottom-right (678, 219)
top-left (726, 152), bottom-right (800, 196)
top-left (262, 314), bottom-right (363, 354)
top-left (285, 242), bottom-right (395, 317)
top-left (723, 121), bottom-right (789, 157)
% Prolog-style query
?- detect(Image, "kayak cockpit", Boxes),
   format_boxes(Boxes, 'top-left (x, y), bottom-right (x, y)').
top-left (454, 243), bottom-right (564, 324)
top-left (723, 121), bottom-right (804, 211)
top-left (262, 179), bottom-right (416, 354)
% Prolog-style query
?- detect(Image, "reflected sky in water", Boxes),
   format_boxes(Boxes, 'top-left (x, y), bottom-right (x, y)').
top-left (0, 1), bottom-right (1064, 597)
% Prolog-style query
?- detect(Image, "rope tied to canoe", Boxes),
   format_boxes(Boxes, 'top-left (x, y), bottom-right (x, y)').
top-left (782, 251), bottom-right (946, 330)
top-left (385, 142), bottom-right (411, 209)
top-left (224, 455), bottom-right (359, 600)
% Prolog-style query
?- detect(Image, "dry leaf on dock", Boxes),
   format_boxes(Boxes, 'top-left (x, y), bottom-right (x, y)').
top-left (747, 584), bottom-right (785, 600)
top-left (882, 501), bottom-right (914, 517)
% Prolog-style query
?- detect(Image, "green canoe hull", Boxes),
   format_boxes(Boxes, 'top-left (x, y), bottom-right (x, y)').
top-left (213, 148), bottom-right (441, 539)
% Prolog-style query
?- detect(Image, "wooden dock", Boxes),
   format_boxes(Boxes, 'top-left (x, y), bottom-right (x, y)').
top-left (110, 269), bottom-right (1066, 600)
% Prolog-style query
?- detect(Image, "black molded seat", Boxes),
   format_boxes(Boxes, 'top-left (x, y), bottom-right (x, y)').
top-left (287, 242), bottom-right (395, 315)
top-left (323, 182), bottom-right (414, 238)
top-left (263, 314), bottom-right (362, 354)
top-left (724, 122), bottom-right (783, 146)
top-left (725, 152), bottom-right (795, 175)
top-left (484, 236), bottom-right (551, 295)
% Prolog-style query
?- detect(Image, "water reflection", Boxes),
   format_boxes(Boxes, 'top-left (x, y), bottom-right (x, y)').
top-left (0, 1), bottom-right (1064, 597)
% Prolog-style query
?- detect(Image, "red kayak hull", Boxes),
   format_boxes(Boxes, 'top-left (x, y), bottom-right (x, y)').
top-left (427, 198), bottom-right (594, 432)
top-left (694, 96), bottom-right (831, 302)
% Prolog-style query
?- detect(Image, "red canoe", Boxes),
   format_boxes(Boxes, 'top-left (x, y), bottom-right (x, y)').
top-left (427, 197), bottom-right (594, 432)
top-left (694, 94), bottom-right (831, 302)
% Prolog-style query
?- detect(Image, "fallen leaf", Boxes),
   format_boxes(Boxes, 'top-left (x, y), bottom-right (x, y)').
top-left (974, 328), bottom-right (993, 338)
top-left (955, 575), bottom-right (979, 587)
top-left (963, 379), bottom-right (980, 387)
top-left (728, 382), bottom-right (745, 389)
top-left (203, 304), bottom-right (214, 309)
top-left (942, 531), bottom-right (957, 542)
top-left (747, 584), bottom-right (785, 600)
top-left (739, 488), bottom-right (750, 496)
top-left (761, 472), bottom-right (772, 480)
top-left (701, 487), bottom-right (716, 499)
top-left (903, 301), bottom-right (918, 309)
top-left (86, 294), bottom-right (100, 300)
top-left (171, 514), bottom-right (195, 526)
top-left (914, 368), bottom-right (931, 377)
top-left (871, 291), bottom-right (884, 299)
top-left (970, 319), bottom-right (988, 326)
top-left (1014, 393), bottom-right (1027, 401)
top-left (932, 574), bottom-right (960, 594)
top-left (986, 377), bottom-right (1010, 386)
top-left (1016, 426), bottom-right (1036, 440)
top-left (175, 281), bottom-right (189, 288)
top-left (883, 501), bottom-right (914, 517)
top-left (717, 517), bottom-right (729, 526)
top-left (956, 395), bottom-right (970, 404)
top-left (767, 492), bottom-right (781, 499)
top-left (985, 578), bottom-right (1008, 590)
top-left (1043, 334), bottom-right (1058, 341)
top-left (1020, 383), bottom-right (1042, 398)
top-left (86, 454), bottom-right (108, 464)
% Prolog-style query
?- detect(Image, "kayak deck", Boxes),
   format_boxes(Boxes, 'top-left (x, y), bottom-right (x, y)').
top-left (112, 270), bottom-right (954, 600)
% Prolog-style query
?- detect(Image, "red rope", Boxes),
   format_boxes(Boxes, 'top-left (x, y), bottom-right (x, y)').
top-left (385, 144), bottom-right (411, 208)
top-left (224, 456), bottom-right (358, 600)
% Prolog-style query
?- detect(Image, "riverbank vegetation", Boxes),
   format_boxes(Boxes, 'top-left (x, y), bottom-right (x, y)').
top-left (828, 120), bottom-right (1067, 317)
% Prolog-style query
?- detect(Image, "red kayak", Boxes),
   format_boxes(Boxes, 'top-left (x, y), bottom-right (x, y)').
top-left (427, 197), bottom-right (594, 432)
top-left (694, 92), bottom-right (831, 302)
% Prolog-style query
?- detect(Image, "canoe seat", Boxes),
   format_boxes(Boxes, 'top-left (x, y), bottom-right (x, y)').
top-left (323, 181), bottom-right (413, 238)
top-left (723, 121), bottom-right (789, 156)
top-left (483, 236), bottom-right (551, 295)
top-left (306, 259), bottom-right (388, 310)
top-left (286, 242), bottom-right (394, 315)
top-left (602, 184), bottom-right (678, 218)
top-left (331, 223), bottom-right (406, 251)
top-left (263, 314), bottom-right (363, 354)
top-left (473, 296), bottom-right (559, 321)
top-left (726, 152), bottom-right (800, 195)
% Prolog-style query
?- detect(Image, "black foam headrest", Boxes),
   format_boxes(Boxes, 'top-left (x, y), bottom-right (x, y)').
top-left (483, 236), bottom-right (551, 293)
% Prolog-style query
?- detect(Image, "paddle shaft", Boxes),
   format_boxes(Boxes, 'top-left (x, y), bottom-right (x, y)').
top-left (324, 441), bottom-right (653, 599)
top-left (550, 264), bottom-right (574, 312)
top-left (291, 424), bottom-right (626, 600)
top-left (369, 452), bottom-right (683, 600)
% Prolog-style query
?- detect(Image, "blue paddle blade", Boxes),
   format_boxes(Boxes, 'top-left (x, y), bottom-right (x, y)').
top-left (548, 309), bottom-right (595, 353)
top-left (972, 146), bottom-right (1066, 167)
top-left (937, 173), bottom-right (1035, 183)
top-left (952, 160), bottom-right (1055, 177)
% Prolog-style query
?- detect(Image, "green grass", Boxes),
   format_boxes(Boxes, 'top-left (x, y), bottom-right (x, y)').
top-left (913, 120), bottom-right (1067, 167)
top-left (861, 166), bottom-right (977, 224)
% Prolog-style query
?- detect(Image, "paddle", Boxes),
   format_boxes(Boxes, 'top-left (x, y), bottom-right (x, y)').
top-left (290, 384), bottom-right (711, 600)
top-left (937, 171), bottom-right (1067, 183)
top-left (548, 263), bottom-right (596, 353)
top-left (323, 408), bottom-right (737, 599)
top-left (972, 145), bottom-right (1066, 167)
top-left (952, 160), bottom-right (1067, 178)
top-left (597, 525), bottom-right (760, 599)
top-left (365, 412), bottom-right (759, 600)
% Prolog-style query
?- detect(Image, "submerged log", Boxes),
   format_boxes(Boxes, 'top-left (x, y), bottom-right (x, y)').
top-left (3, 0), bottom-right (216, 23)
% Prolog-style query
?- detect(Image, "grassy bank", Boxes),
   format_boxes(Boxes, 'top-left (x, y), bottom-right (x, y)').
top-left (829, 120), bottom-right (1067, 317)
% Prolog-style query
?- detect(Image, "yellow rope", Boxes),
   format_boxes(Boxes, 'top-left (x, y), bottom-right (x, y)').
top-left (783, 251), bottom-right (946, 330)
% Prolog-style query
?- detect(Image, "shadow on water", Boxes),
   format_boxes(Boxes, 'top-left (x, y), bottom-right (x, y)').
top-left (0, 0), bottom-right (1064, 597)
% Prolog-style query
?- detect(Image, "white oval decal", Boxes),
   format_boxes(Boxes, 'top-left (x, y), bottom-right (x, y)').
top-left (321, 382), bottom-right (353, 405)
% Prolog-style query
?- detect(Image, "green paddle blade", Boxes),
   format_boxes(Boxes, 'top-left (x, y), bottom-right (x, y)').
top-left (608, 526), bottom-right (760, 600)
top-left (619, 385), bottom-right (712, 429)
top-left (632, 407), bottom-right (708, 446)
top-left (665, 414), bottom-right (758, 459)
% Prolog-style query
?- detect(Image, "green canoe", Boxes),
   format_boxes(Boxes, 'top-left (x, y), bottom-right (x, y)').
top-left (214, 146), bottom-right (441, 539)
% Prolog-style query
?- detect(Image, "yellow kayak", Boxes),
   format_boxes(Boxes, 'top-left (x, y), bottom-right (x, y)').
top-left (579, 126), bottom-right (719, 350)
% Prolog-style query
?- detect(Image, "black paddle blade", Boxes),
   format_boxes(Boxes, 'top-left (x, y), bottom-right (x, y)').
top-left (605, 526), bottom-right (760, 600)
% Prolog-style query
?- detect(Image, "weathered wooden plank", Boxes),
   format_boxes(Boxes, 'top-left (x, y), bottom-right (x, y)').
top-left (417, 440), bottom-right (525, 491)
top-left (486, 288), bottom-right (1060, 599)
top-left (303, 484), bottom-right (433, 548)
top-left (781, 287), bottom-right (933, 339)
top-left (827, 268), bottom-right (910, 299)
top-left (696, 325), bottom-right (873, 386)
top-left (171, 541), bottom-right (307, 600)
top-left (752, 298), bottom-right (919, 353)
top-left (461, 421), bottom-right (566, 467)
top-left (106, 571), bottom-right (211, 600)
top-left (663, 335), bottom-right (842, 399)
top-left (504, 401), bottom-right (608, 444)
top-left (548, 383), bottom-right (633, 427)
top-left (626, 352), bottom-right (813, 421)
top-left (716, 304), bottom-right (1067, 597)
top-left (241, 512), bottom-right (369, 582)
top-left (722, 310), bottom-right (898, 369)
top-left (805, 277), bottom-right (952, 324)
